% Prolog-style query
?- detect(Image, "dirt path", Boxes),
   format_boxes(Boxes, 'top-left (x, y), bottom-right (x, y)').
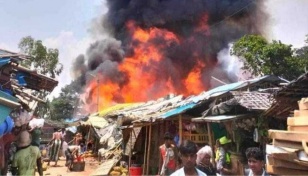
top-left (37, 157), bottom-right (100, 176)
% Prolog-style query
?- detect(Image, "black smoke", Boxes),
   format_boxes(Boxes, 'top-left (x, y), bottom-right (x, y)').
top-left (73, 0), bottom-right (267, 102)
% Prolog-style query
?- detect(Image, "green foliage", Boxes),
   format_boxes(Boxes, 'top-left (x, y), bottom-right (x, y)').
top-left (18, 36), bottom-right (63, 78)
top-left (18, 36), bottom-right (64, 118)
top-left (231, 35), bottom-right (307, 80)
top-left (49, 81), bottom-right (81, 120)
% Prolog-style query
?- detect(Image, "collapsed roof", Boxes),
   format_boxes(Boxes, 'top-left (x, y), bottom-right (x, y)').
top-left (264, 72), bottom-right (308, 119)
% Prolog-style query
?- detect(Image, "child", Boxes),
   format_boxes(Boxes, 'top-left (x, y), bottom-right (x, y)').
top-left (246, 147), bottom-right (269, 176)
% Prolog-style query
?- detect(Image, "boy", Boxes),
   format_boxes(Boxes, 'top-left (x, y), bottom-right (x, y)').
top-left (171, 140), bottom-right (206, 176)
top-left (246, 147), bottom-right (269, 176)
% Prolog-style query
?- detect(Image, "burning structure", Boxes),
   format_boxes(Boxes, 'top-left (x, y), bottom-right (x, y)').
top-left (72, 0), bottom-right (268, 113)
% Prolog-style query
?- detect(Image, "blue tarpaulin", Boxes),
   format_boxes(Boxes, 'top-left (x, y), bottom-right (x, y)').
top-left (15, 72), bottom-right (27, 86)
top-left (0, 58), bottom-right (10, 67)
top-left (162, 103), bottom-right (196, 118)
top-left (190, 75), bottom-right (283, 103)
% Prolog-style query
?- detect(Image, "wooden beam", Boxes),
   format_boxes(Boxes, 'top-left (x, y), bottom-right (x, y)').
top-left (268, 155), bottom-right (308, 170)
top-left (207, 122), bottom-right (214, 164)
top-left (271, 152), bottom-right (298, 162)
top-left (288, 126), bottom-right (308, 131)
top-left (266, 164), bottom-right (308, 175)
top-left (288, 118), bottom-right (308, 126)
top-left (273, 139), bottom-right (303, 150)
top-left (146, 123), bottom-right (152, 175)
top-left (143, 126), bottom-right (148, 175)
top-left (179, 115), bottom-right (182, 145)
top-left (129, 129), bottom-right (132, 169)
top-left (268, 130), bottom-right (308, 142)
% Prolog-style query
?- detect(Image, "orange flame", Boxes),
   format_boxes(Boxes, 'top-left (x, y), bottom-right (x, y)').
top-left (85, 18), bottom-right (211, 112)
top-left (184, 60), bottom-right (205, 94)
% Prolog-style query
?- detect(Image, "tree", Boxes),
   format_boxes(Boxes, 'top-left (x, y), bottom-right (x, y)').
top-left (18, 36), bottom-right (63, 117)
top-left (19, 36), bottom-right (63, 78)
top-left (231, 35), bottom-right (307, 80)
top-left (49, 80), bottom-right (81, 120)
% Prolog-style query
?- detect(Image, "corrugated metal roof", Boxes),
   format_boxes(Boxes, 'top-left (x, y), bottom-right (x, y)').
top-left (192, 114), bottom-right (251, 123)
top-left (99, 76), bottom-right (283, 124)
top-left (189, 75), bottom-right (282, 103)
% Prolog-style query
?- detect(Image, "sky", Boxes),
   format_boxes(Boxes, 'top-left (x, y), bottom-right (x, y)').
top-left (0, 0), bottom-right (308, 98)
top-left (0, 0), bottom-right (106, 98)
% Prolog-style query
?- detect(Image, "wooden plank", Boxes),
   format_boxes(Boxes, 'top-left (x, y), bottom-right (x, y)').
top-left (268, 130), bottom-right (308, 142)
top-left (90, 158), bottom-right (119, 176)
top-left (271, 153), bottom-right (298, 162)
top-left (267, 155), bottom-right (308, 170)
top-left (266, 164), bottom-right (308, 175)
top-left (288, 126), bottom-right (308, 131)
top-left (294, 110), bottom-right (300, 117)
top-left (299, 110), bottom-right (308, 117)
top-left (273, 139), bottom-right (303, 150)
top-left (294, 159), bottom-right (308, 167)
top-left (287, 117), bottom-right (308, 126)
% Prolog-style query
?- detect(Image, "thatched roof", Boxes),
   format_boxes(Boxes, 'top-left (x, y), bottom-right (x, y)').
top-left (264, 72), bottom-right (308, 119)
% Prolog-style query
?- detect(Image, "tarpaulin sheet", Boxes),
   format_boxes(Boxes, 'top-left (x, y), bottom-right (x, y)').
top-left (0, 58), bottom-right (10, 67)
top-left (97, 103), bottom-right (142, 117)
top-left (162, 103), bottom-right (196, 118)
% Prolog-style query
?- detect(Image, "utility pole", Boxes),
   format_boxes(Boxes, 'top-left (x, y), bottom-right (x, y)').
top-left (97, 78), bottom-right (99, 112)
top-left (89, 73), bottom-right (100, 112)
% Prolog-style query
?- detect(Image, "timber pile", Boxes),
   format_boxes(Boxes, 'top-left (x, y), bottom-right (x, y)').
top-left (267, 98), bottom-right (308, 175)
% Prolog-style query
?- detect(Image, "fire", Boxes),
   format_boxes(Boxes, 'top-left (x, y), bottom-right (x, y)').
top-left (184, 60), bottom-right (205, 94)
top-left (119, 21), bottom-right (180, 102)
top-left (85, 18), bottom-right (211, 112)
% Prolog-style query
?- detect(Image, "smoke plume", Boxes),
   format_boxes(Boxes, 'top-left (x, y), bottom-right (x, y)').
top-left (72, 0), bottom-right (268, 111)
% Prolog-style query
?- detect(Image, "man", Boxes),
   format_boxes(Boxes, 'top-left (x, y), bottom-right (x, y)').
top-left (171, 140), bottom-right (206, 176)
top-left (65, 146), bottom-right (79, 171)
top-left (246, 147), bottom-right (269, 176)
top-left (158, 132), bottom-right (177, 175)
top-left (48, 128), bottom-right (62, 166)
top-left (11, 131), bottom-right (43, 176)
top-left (216, 136), bottom-right (232, 175)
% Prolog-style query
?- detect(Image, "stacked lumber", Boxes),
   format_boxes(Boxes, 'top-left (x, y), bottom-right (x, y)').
top-left (267, 98), bottom-right (308, 175)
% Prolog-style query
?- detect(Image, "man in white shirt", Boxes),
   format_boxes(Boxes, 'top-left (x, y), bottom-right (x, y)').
top-left (246, 147), bottom-right (269, 176)
top-left (171, 140), bottom-right (207, 176)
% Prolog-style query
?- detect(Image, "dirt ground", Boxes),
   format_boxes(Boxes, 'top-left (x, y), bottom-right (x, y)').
top-left (36, 157), bottom-right (100, 176)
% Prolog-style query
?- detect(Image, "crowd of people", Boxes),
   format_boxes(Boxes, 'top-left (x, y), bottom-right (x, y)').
top-left (158, 132), bottom-right (268, 176)
top-left (1, 117), bottom-right (87, 176)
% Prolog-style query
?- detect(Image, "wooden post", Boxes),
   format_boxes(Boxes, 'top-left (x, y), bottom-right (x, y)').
top-left (129, 129), bottom-right (132, 168)
top-left (146, 123), bottom-right (152, 175)
top-left (207, 122), bottom-right (214, 163)
top-left (143, 126), bottom-right (148, 175)
top-left (85, 126), bottom-right (91, 151)
top-left (179, 115), bottom-right (183, 145)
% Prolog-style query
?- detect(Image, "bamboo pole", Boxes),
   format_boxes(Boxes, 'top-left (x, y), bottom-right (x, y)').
top-left (146, 123), bottom-right (152, 175)
top-left (85, 127), bottom-right (91, 151)
top-left (129, 129), bottom-right (132, 168)
top-left (207, 122), bottom-right (214, 163)
top-left (143, 126), bottom-right (148, 175)
top-left (179, 115), bottom-right (183, 145)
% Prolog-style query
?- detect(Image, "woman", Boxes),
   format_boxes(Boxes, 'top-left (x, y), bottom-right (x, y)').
top-left (196, 145), bottom-right (216, 176)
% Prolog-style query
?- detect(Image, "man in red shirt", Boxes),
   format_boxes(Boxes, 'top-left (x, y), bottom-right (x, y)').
top-left (158, 132), bottom-right (177, 175)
